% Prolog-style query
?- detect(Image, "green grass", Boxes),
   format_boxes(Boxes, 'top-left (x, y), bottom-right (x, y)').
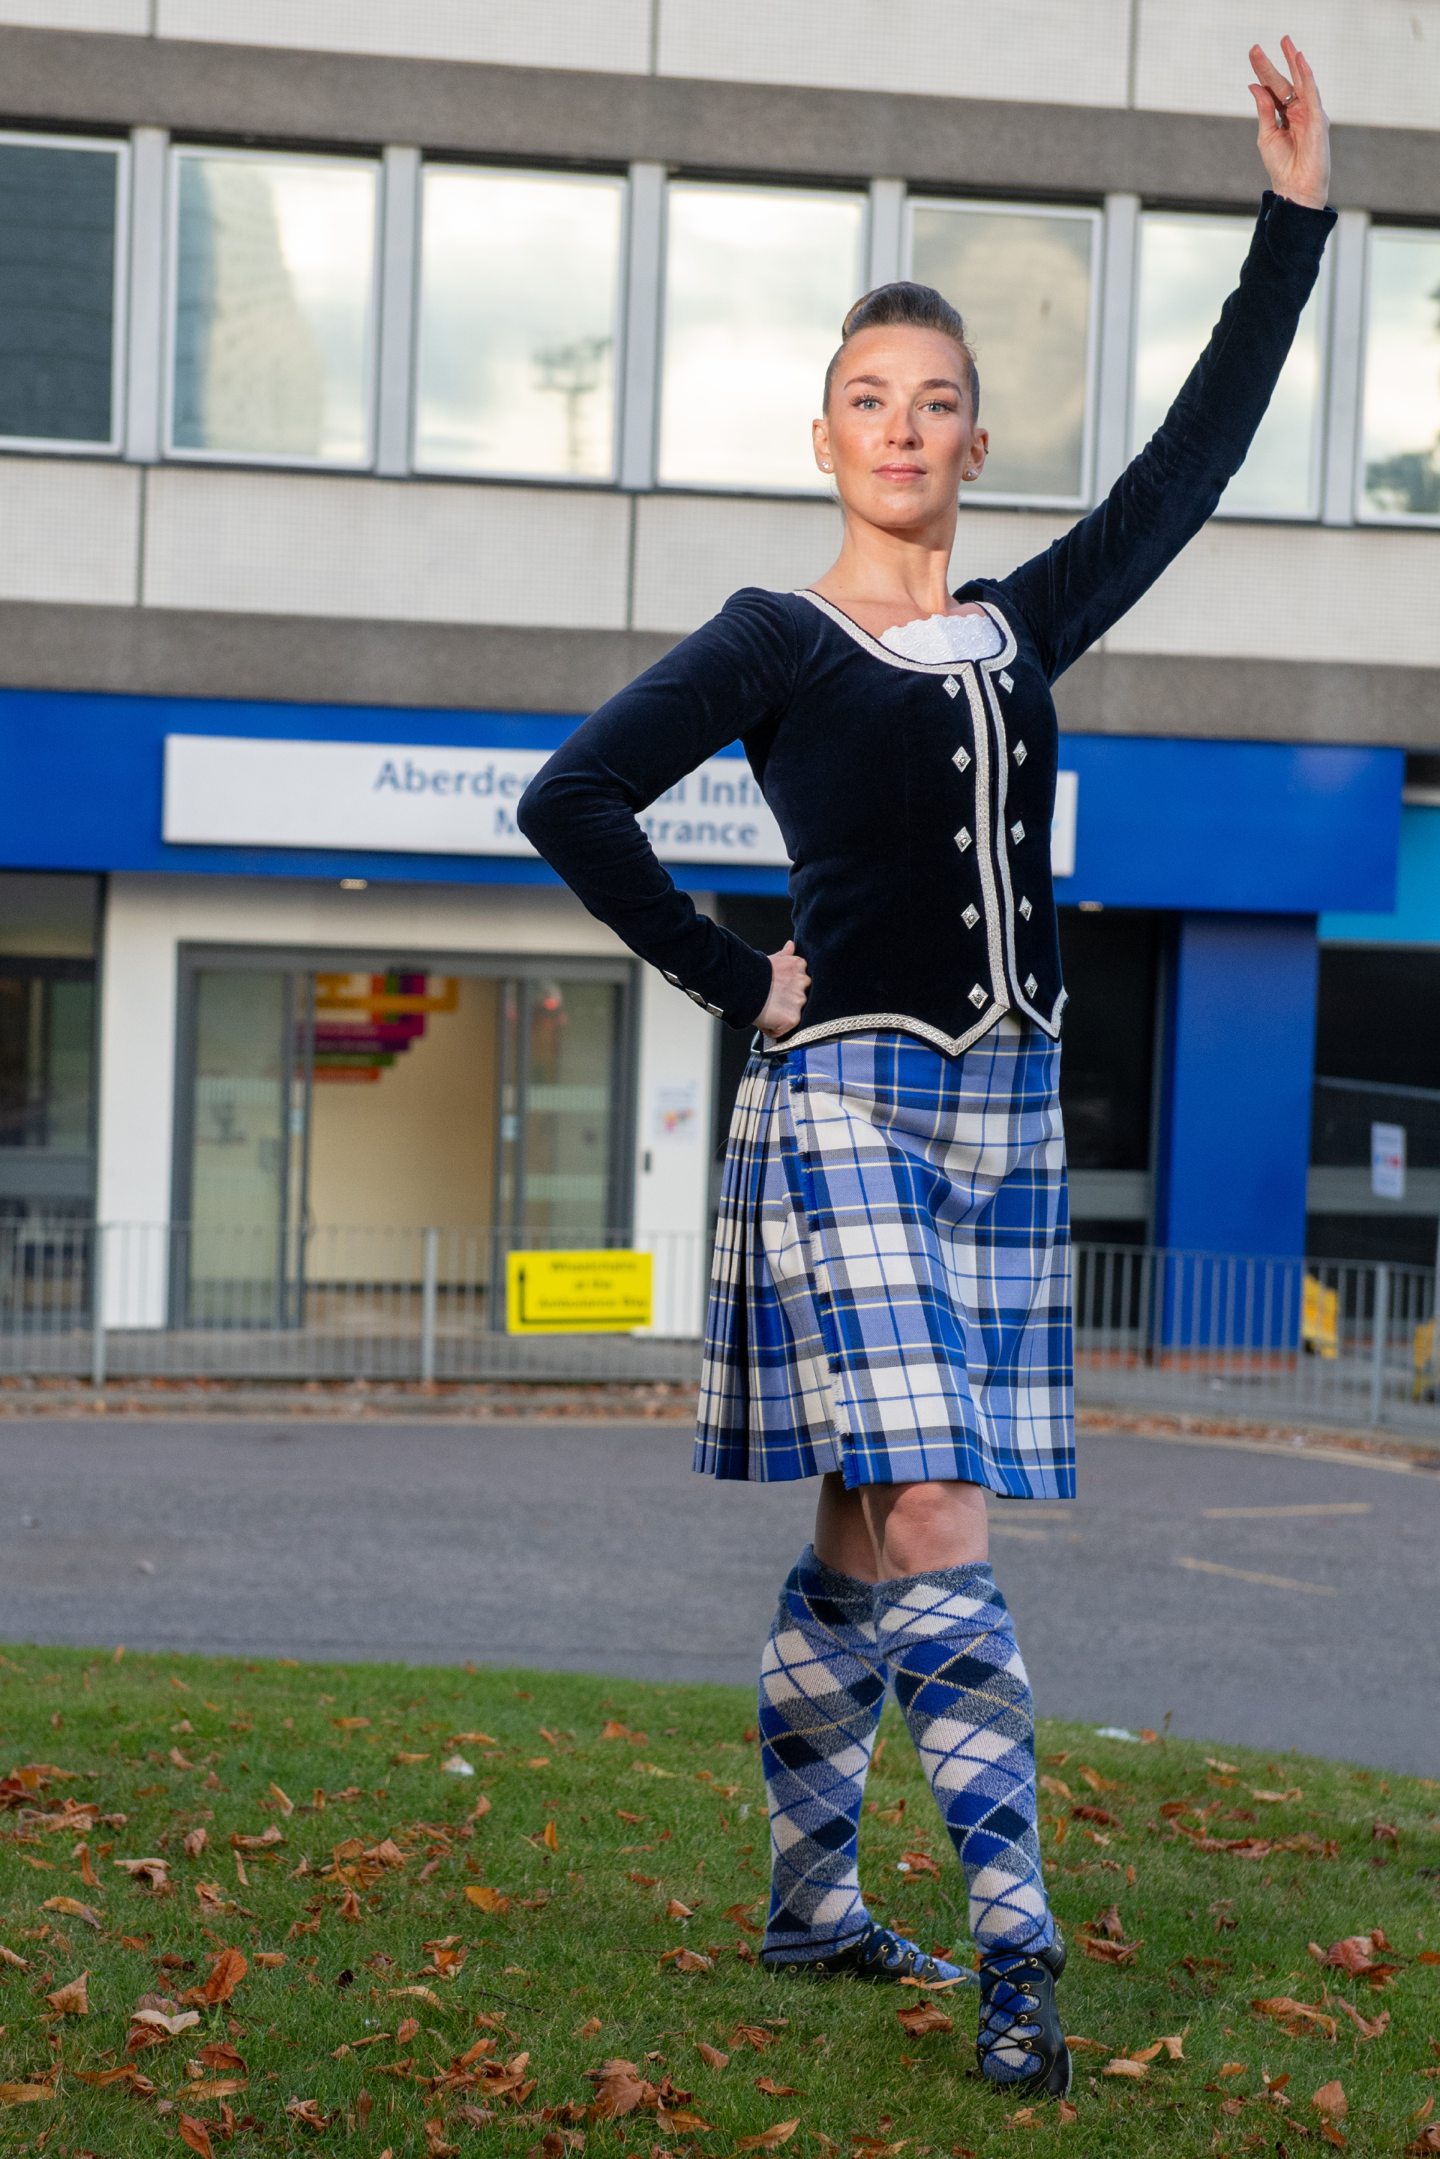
top-left (1, 1646), bottom-right (1438, 2159)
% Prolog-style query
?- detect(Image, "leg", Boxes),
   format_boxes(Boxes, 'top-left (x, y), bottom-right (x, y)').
top-left (757, 1482), bottom-right (964, 1983)
top-left (862, 1483), bottom-right (1070, 2098)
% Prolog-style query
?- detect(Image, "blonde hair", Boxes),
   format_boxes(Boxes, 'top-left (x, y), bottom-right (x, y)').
top-left (822, 281), bottom-right (980, 418)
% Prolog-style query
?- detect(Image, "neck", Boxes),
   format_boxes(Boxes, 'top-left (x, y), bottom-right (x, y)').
top-left (821, 521), bottom-right (961, 615)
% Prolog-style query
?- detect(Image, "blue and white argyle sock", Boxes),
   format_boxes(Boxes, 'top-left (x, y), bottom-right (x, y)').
top-left (757, 1545), bottom-right (888, 1963)
top-left (875, 1559), bottom-right (1056, 1954)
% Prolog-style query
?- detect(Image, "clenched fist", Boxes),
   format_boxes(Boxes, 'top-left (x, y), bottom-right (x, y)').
top-left (754, 938), bottom-right (810, 1040)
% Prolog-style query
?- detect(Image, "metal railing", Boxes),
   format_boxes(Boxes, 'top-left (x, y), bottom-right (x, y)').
top-left (0, 1220), bottom-right (1436, 1432)
top-left (1072, 1242), bottom-right (1439, 1434)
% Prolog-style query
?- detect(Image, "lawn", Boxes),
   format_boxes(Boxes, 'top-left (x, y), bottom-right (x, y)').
top-left (1, 1646), bottom-right (1437, 2158)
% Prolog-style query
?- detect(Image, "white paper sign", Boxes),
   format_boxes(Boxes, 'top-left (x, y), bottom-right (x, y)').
top-left (1371, 1122), bottom-right (1406, 1201)
top-left (653, 1081), bottom-right (700, 1144)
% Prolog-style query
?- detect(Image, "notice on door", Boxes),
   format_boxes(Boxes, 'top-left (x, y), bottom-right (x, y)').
top-left (506, 1249), bottom-right (653, 1333)
top-left (1370, 1121), bottom-right (1406, 1201)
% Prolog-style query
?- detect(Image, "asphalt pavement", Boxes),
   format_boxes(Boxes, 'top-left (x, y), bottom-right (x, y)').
top-left (1, 1417), bottom-right (1435, 1775)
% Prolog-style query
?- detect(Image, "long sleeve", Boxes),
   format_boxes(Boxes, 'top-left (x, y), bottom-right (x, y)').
top-left (992, 190), bottom-right (1337, 684)
top-left (515, 585), bottom-right (797, 1029)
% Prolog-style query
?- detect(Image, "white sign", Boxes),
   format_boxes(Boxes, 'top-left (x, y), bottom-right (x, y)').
top-left (653, 1080), bottom-right (701, 1144)
top-left (163, 734), bottom-right (1080, 880)
top-left (1371, 1121), bottom-right (1406, 1201)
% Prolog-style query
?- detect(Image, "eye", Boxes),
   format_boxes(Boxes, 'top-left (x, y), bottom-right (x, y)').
top-left (851, 394), bottom-right (881, 408)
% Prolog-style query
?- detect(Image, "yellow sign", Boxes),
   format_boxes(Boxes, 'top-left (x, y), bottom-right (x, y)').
top-left (506, 1248), bottom-right (653, 1334)
top-left (1301, 1273), bottom-right (1338, 1360)
top-left (1415, 1319), bottom-right (1437, 1402)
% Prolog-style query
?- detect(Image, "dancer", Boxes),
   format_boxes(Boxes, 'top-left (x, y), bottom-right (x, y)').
top-left (517, 38), bottom-right (1332, 2103)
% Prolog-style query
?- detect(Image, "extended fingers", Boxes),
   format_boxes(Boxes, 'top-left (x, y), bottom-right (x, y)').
top-left (1249, 39), bottom-right (1294, 100)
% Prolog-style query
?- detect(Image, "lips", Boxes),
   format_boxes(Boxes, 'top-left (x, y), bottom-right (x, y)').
top-left (876, 465), bottom-right (925, 479)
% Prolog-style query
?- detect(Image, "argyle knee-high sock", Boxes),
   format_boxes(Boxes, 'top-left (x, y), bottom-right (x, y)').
top-left (875, 1560), bottom-right (1056, 1954)
top-left (757, 1545), bottom-right (886, 1963)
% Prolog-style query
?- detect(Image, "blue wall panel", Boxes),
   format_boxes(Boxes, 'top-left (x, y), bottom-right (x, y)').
top-left (1154, 912), bottom-right (1320, 1262)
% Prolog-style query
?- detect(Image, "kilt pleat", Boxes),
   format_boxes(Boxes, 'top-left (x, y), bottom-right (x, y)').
top-left (692, 1019), bottom-right (1075, 1498)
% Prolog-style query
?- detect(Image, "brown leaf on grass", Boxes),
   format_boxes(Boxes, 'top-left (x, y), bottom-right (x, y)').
top-left (1078, 1766), bottom-right (1121, 1792)
top-left (388, 1985), bottom-right (444, 2008)
top-left (1251, 1996), bottom-right (1337, 2040)
top-left (1103, 2058), bottom-right (1148, 2078)
top-left (178, 2113), bottom-right (214, 2158)
top-left (724, 1900), bottom-right (763, 1934)
top-left (1216, 2062), bottom-right (1249, 2077)
top-left (130, 2002), bottom-right (202, 2038)
top-left (0, 1943), bottom-right (29, 1970)
top-left (755, 2077), bottom-right (801, 2097)
top-left (1090, 1902), bottom-right (1127, 1940)
top-left (284, 2096), bottom-right (330, 2130)
top-left (1407, 2132), bottom-right (1440, 2157)
top-left (659, 1946), bottom-right (713, 1974)
top-left (1057, 2097), bottom-right (1079, 2124)
top-left (0, 2081), bottom-right (56, 2105)
top-left (337, 1886), bottom-right (362, 1922)
top-left (1039, 1776), bottom-right (1073, 1801)
top-left (897, 1848), bottom-right (941, 1878)
top-left (41, 1894), bottom-right (102, 1928)
top-left (1078, 1931), bottom-right (1141, 1966)
top-left (666, 1899), bottom-right (697, 1920)
top-left (661, 2107), bottom-right (716, 2133)
top-left (896, 2001), bottom-right (953, 2037)
top-left (201, 1947), bottom-right (247, 2004)
top-left (197, 2042), bottom-right (247, 2074)
top-left (1313, 2080), bottom-right (1348, 2119)
top-left (1072, 1805), bottom-right (1120, 1826)
top-left (183, 1827), bottom-right (208, 1859)
top-left (1251, 1787), bottom-right (1303, 1803)
top-left (735, 2119), bottom-right (799, 2151)
top-left (541, 1819), bottom-right (560, 1853)
top-left (114, 1856), bottom-right (170, 1891)
top-left (253, 1951), bottom-right (285, 1967)
top-left (1372, 1819), bottom-right (1400, 1843)
top-left (229, 1826), bottom-right (283, 1852)
top-left (1127, 2035), bottom-right (1184, 2062)
top-left (586, 2059), bottom-right (653, 2119)
top-left (730, 2025), bottom-right (776, 2052)
top-left (364, 1837), bottom-right (407, 1870)
top-left (1334, 1999), bottom-right (1390, 2041)
top-left (74, 2064), bottom-right (155, 2093)
top-left (46, 1970), bottom-right (89, 2015)
top-left (269, 1782), bottom-right (295, 1816)
top-left (1313, 1933), bottom-right (1386, 1975)
top-left (464, 1885), bottom-right (510, 1913)
top-left (76, 1840), bottom-right (100, 1887)
top-left (697, 2042), bottom-right (730, 2070)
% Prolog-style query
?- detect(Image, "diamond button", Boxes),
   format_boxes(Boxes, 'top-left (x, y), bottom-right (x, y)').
top-left (1024, 973), bottom-right (1038, 998)
top-left (1019, 896), bottom-right (1033, 921)
top-left (953, 745), bottom-right (971, 773)
top-left (1010, 820), bottom-right (1025, 844)
top-left (962, 903), bottom-right (980, 929)
top-left (999, 670), bottom-right (1014, 692)
top-left (943, 675), bottom-right (960, 698)
top-left (968, 983), bottom-right (987, 1009)
top-left (1014, 740), bottom-right (1028, 765)
top-left (955, 827), bottom-right (972, 852)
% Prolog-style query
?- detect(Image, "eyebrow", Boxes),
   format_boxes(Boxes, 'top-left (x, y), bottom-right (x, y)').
top-left (842, 373), bottom-right (964, 394)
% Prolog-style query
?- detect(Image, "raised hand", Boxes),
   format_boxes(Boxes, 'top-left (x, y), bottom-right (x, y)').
top-left (755, 938), bottom-right (810, 1040)
top-left (1248, 35), bottom-right (1330, 211)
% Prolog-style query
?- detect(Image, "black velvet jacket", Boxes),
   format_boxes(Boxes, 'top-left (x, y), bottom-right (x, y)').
top-left (517, 190), bottom-right (1336, 1052)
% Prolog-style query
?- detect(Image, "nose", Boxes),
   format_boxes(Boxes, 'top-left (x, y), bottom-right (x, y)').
top-left (885, 410), bottom-right (921, 449)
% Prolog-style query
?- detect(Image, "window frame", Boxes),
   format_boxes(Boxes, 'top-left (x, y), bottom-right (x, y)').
top-left (1129, 203), bottom-right (1333, 525)
top-left (654, 174), bottom-right (872, 499)
top-left (410, 159), bottom-right (629, 488)
top-left (902, 190), bottom-right (1104, 513)
top-left (0, 127), bottom-right (129, 459)
top-left (1355, 218), bottom-right (1440, 531)
top-left (162, 141), bottom-right (384, 474)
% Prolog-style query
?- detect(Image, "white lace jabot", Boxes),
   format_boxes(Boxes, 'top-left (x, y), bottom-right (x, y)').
top-left (877, 609), bottom-right (1004, 663)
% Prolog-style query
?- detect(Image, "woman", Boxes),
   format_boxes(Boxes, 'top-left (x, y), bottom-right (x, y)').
top-left (518, 38), bottom-right (1333, 2105)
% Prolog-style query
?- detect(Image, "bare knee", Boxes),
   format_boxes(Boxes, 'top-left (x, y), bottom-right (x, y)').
top-left (863, 1480), bottom-right (988, 1578)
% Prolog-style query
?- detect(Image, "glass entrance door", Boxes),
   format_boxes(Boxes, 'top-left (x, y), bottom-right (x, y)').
top-left (180, 968), bottom-right (311, 1325)
top-left (496, 975), bottom-right (626, 1242)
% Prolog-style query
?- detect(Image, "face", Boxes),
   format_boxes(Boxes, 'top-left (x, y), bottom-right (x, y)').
top-left (813, 322), bottom-right (988, 532)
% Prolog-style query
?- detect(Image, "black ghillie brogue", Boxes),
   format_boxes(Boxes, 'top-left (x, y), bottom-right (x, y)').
top-left (975, 1927), bottom-right (1072, 2098)
top-left (762, 1919), bottom-right (977, 1988)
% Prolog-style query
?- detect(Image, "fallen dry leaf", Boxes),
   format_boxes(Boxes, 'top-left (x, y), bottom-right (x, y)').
top-left (1313, 2080), bottom-right (1349, 2120)
top-left (1103, 2058), bottom-right (1149, 2078)
top-left (284, 2095), bottom-right (330, 2130)
top-left (41, 1894), bottom-right (101, 1928)
top-left (202, 1946), bottom-right (247, 2004)
top-left (897, 2000), bottom-right (953, 2037)
top-left (183, 1828), bottom-right (208, 1860)
top-left (735, 2120), bottom-right (800, 2151)
top-left (660, 1946), bottom-right (713, 1974)
top-left (463, 1885), bottom-right (510, 1914)
top-left (46, 1970), bottom-right (89, 2015)
top-left (130, 2005), bottom-right (202, 2038)
top-left (0, 2080), bottom-right (56, 2105)
top-left (666, 1898), bottom-right (698, 1920)
top-left (697, 2042), bottom-right (730, 2070)
top-left (1251, 1996), bottom-right (1337, 2040)
top-left (178, 2113), bottom-right (214, 2159)
top-left (1334, 1999), bottom-right (1390, 2042)
top-left (755, 2077), bottom-right (801, 2097)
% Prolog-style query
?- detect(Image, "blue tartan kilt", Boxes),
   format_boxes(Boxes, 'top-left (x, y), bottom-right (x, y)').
top-left (693, 1017), bottom-right (1075, 1498)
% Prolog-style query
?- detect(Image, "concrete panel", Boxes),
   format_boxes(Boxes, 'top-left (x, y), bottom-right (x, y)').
top-left (1135, 0), bottom-right (1440, 132)
top-left (631, 493), bottom-right (1072, 633)
top-left (156, 0), bottom-right (650, 73)
top-left (0, 457), bottom-right (140, 606)
top-left (2, 26), bottom-right (1438, 219)
top-left (657, 0), bottom-right (1130, 108)
top-left (1101, 522), bottom-right (1440, 672)
top-left (141, 468), bottom-right (631, 628)
top-left (0, 1), bottom-right (144, 26)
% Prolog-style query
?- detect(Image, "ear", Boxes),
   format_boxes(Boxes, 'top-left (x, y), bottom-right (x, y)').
top-left (812, 416), bottom-right (831, 471)
top-left (964, 426), bottom-right (990, 479)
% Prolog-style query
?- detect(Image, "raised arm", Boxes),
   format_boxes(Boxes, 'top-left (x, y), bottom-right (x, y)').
top-left (993, 36), bottom-right (1334, 684)
top-left (515, 585), bottom-right (796, 1030)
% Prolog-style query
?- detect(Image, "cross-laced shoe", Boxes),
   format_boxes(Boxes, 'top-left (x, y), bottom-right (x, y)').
top-left (975, 1928), bottom-right (1071, 2098)
top-left (762, 1919), bottom-right (977, 1988)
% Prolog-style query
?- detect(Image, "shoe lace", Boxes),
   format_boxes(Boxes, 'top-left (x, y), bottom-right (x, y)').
top-left (977, 1951), bottom-right (1049, 2078)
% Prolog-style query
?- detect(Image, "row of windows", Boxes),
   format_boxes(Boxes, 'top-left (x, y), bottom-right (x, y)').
top-left (2, 130), bottom-right (1439, 524)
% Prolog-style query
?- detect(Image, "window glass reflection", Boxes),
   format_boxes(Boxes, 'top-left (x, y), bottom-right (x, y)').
top-left (909, 202), bottom-right (1097, 503)
top-left (659, 182), bottom-right (866, 491)
top-left (0, 137), bottom-right (120, 447)
top-left (171, 152), bottom-right (377, 464)
top-left (415, 168), bottom-right (623, 480)
top-left (1132, 213), bottom-right (1325, 518)
top-left (1362, 227), bottom-right (1440, 522)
